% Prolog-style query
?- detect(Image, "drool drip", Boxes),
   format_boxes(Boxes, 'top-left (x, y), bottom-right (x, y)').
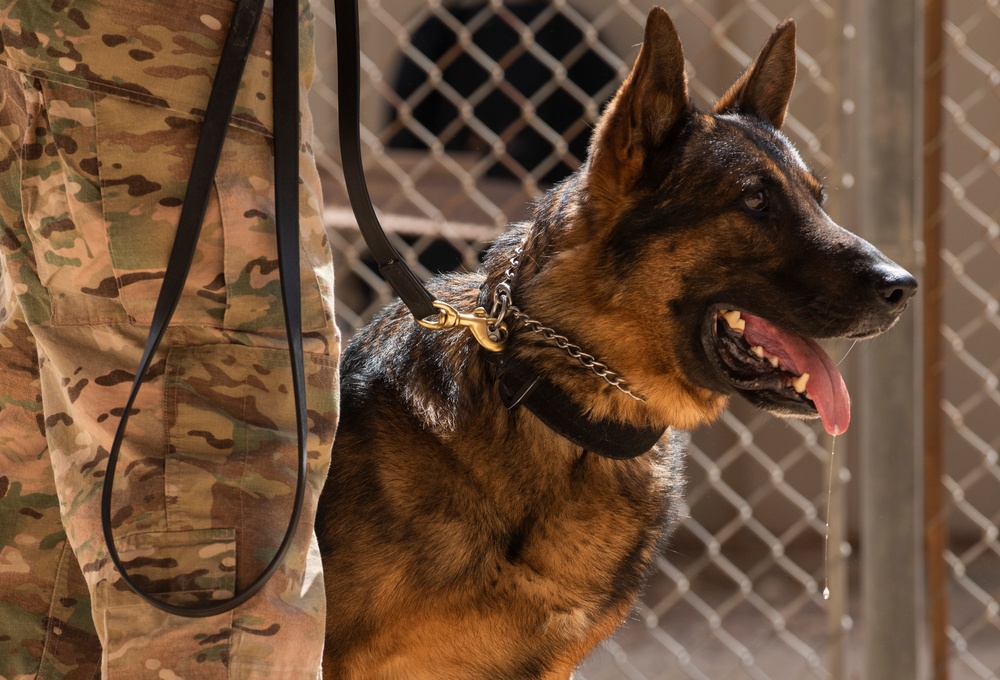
top-left (823, 435), bottom-right (836, 601)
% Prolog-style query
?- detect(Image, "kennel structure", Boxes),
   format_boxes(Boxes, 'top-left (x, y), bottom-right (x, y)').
top-left (309, 0), bottom-right (999, 678)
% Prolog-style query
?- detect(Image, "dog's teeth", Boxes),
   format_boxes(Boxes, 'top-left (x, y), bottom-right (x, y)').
top-left (792, 372), bottom-right (810, 394)
top-left (769, 356), bottom-right (780, 368)
top-left (723, 310), bottom-right (745, 332)
top-left (751, 345), bottom-right (766, 358)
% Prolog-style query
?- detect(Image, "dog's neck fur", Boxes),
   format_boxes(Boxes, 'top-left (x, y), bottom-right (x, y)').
top-left (479, 173), bottom-right (727, 438)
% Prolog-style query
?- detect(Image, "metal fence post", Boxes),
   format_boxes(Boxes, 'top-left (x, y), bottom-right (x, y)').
top-left (921, 0), bottom-right (948, 677)
top-left (857, 0), bottom-right (926, 678)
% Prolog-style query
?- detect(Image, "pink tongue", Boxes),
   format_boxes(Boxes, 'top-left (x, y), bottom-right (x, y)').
top-left (741, 314), bottom-right (851, 435)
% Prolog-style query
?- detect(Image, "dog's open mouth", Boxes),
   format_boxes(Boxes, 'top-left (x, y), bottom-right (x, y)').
top-left (705, 308), bottom-right (850, 435)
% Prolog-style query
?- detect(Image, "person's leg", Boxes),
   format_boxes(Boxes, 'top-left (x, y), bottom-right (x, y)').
top-left (0, 298), bottom-right (101, 680)
top-left (29, 323), bottom-right (338, 679)
top-left (0, 2), bottom-right (339, 676)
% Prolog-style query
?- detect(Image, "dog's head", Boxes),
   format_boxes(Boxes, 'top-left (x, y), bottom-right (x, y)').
top-left (517, 7), bottom-right (915, 435)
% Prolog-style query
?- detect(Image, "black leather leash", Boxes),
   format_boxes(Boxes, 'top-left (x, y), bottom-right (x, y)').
top-left (100, 0), bottom-right (306, 617)
top-left (333, 0), bottom-right (436, 320)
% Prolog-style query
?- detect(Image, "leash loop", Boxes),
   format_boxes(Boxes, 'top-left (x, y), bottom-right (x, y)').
top-left (100, 0), bottom-right (307, 618)
top-left (417, 301), bottom-right (507, 353)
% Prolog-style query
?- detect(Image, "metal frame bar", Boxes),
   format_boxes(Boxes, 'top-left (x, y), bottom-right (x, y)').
top-left (922, 0), bottom-right (949, 677)
top-left (857, 0), bottom-right (926, 677)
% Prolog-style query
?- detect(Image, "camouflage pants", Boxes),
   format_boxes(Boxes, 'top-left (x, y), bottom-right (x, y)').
top-left (0, 1), bottom-right (340, 678)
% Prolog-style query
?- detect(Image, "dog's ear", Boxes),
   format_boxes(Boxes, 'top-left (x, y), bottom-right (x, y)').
top-left (712, 19), bottom-right (796, 129)
top-left (587, 7), bottom-right (690, 196)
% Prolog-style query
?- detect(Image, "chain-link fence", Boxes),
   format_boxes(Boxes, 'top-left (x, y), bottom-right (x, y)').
top-left (938, 0), bottom-right (1000, 676)
top-left (308, 0), bottom-right (1000, 677)
top-left (311, 2), bottom-right (853, 677)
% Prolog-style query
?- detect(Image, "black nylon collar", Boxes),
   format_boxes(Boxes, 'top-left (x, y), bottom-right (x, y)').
top-left (483, 349), bottom-right (666, 459)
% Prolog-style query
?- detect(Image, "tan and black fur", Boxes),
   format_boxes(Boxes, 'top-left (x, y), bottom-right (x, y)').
top-left (317, 8), bottom-right (916, 678)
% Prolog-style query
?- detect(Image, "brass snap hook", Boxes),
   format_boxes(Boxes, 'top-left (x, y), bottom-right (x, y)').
top-left (417, 301), bottom-right (507, 353)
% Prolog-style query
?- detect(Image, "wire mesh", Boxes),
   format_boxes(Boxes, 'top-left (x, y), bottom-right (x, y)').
top-left (310, 0), bottom-right (856, 677)
top-left (938, 0), bottom-right (1000, 676)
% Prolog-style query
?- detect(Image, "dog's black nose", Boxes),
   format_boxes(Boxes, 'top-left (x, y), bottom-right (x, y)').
top-left (877, 267), bottom-right (918, 313)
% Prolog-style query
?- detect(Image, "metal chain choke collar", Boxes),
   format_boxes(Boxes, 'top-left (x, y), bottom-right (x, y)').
top-left (488, 247), bottom-right (646, 403)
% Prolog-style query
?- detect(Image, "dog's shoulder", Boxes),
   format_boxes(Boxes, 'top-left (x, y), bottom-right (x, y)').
top-left (340, 270), bottom-right (495, 433)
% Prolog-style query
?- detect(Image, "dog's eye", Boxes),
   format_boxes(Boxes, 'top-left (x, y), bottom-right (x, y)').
top-left (744, 189), bottom-right (768, 212)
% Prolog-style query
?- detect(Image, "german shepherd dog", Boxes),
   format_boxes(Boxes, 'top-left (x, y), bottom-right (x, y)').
top-left (317, 7), bottom-right (916, 678)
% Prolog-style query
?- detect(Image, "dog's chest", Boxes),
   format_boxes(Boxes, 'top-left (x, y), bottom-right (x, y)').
top-left (482, 444), bottom-right (681, 618)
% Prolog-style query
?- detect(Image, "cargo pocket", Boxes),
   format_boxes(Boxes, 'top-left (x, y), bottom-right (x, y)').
top-left (94, 93), bottom-right (224, 327)
top-left (101, 528), bottom-right (236, 679)
top-left (18, 79), bottom-right (126, 326)
top-left (95, 92), bottom-right (329, 331)
top-left (164, 343), bottom-right (338, 585)
top-left (101, 527), bottom-right (238, 608)
top-left (21, 72), bottom-right (330, 331)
